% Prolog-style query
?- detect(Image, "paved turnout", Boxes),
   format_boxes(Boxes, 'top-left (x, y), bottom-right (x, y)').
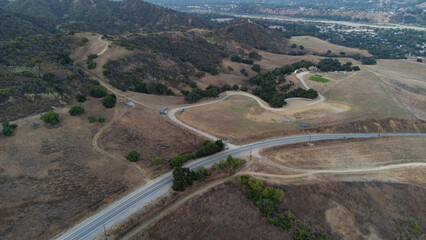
top-left (56, 133), bottom-right (426, 240)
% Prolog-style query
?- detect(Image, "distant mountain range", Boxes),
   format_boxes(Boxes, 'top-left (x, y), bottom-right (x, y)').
top-left (1, 0), bottom-right (212, 35)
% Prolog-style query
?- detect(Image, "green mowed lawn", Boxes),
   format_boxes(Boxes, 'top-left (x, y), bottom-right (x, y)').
top-left (309, 75), bottom-right (330, 83)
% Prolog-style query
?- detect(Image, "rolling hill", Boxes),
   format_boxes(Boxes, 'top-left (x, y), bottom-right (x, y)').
top-left (3, 0), bottom-right (212, 34)
top-left (0, 8), bottom-right (58, 40)
top-left (218, 20), bottom-right (289, 53)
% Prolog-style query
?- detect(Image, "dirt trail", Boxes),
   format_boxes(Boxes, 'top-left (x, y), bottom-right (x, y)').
top-left (92, 105), bottom-right (148, 179)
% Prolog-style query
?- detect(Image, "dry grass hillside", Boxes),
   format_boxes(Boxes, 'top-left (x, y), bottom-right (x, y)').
top-left (137, 181), bottom-right (425, 240)
top-left (98, 107), bottom-right (205, 178)
top-left (0, 99), bottom-right (142, 240)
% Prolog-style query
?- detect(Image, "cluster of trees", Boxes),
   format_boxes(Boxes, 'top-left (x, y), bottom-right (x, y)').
top-left (170, 140), bottom-right (224, 168)
top-left (102, 52), bottom-right (191, 92)
top-left (286, 88), bottom-right (318, 99)
top-left (135, 82), bottom-right (174, 96)
top-left (40, 110), bottom-right (59, 125)
top-left (0, 33), bottom-right (90, 121)
top-left (248, 51), bottom-right (262, 60)
top-left (172, 166), bottom-right (210, 191)
top-left (172, 155), bottom-right (244, 191)
top-left (233, 176), bottom-right (327, 240)
top-left (212, 155), bottom-right (245, 171)
top-left (183, 84), bottom-right (239, 103)
top-left (230, 55), bottom-right (254, 65)
top-left (123, 32), bottom-right (223, 75)
top-left (249, 60), bottom-right (317, 107)
top-left (86, 54), bottom-right (97, 69)
top-left (2, 121), bottom-right (17, 136)
top-left (316, 58), bottom-right (360, 71)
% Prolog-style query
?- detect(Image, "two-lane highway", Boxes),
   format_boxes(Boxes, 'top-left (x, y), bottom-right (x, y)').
top-left (56, 133), bottom-right (426, 240)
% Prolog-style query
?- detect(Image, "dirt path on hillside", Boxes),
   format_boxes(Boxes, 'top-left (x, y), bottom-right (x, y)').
top-left (91, 105), bottom-right (148, 180)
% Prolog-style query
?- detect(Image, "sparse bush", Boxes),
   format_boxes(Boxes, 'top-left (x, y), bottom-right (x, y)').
top-left (2, 121), bottom-right (17, 136)
top-left (98, 117), bottom-right (105, 123)
top-left (41, 110), bottom-right (59, 125)
top-left (76, 93), bottom-right (86, 102)
top-left (240, 68), bottom-right (248, 76)
top-left (88, 115), bottom-right (96, 123)
top-left (102, 94), bottom-right (116, 108)
top-left (89, 87), bottom-right (107, 98)
top-left (77, 37), bottom-right (89, 46)
top-left (240, 86), bottom-right (248, 92)
top-left (69, 105), bottom-right (85, 116)
top-left (154, 157), bottom-right (163, 165)
top-left (228, 66), bottom-right (234, 71)
top-left (126, 150), bottom-right (140, 162)
top-left (87, 59), bottom-right (97, 69)
top-left (232, 84), bottom-right (239, 90)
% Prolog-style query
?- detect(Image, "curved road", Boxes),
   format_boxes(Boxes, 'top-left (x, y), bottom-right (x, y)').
top-left (58, 36), bottom-right (426, 240)
top-left (56, 133), bottom-right (426, 240)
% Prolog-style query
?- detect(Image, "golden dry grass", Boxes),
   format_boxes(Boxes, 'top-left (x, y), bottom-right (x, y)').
top-left (289, 36), bottom-right (372, 56)
top-left (263, 137), bottom-right (426, 170)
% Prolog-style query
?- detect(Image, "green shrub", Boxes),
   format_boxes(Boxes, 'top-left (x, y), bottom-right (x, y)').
top-left (41, 110), bottom-right (59, 125)
top-left (102, 94), bottom-right (116, 108)
top-left (251, 64), bottom-right (261, 72)
top-left (89, 87), bottom-right (107, 98)
top-left (69, 105), bottom-right (85, 116)
top-left (87, 54), bottom-right (98, 60)
top-left (76, 93), bottom-right (86, 102)
top-left (240, 68), bottom-right (248, 76)
top-left (126, 150), bottom-right (140, 162)
top-left (77, 37), bottom-right (89, 46)
top-left (98, 117), bottom-right (106, 123)
top-left (154, 156), bottom-right (163, 165)
top-left (87, 59), bottom-right (97, 69)
top-left (170, 155), bottom-right (190, 168)
top-left (88, 115), bottom-right (96, 123)
top-left (2, 121), bottom-right (17, 136)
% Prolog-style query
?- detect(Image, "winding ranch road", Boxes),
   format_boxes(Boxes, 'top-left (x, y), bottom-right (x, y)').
top-left (56, 133), bottom-right (426, 240)
top-left (58, 36), bottom-right (426, 240)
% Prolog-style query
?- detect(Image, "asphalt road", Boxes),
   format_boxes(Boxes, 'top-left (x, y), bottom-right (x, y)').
top-left (56, 133), bottom-right (425, 240)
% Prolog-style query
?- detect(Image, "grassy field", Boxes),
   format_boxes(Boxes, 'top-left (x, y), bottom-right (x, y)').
top-left (309, 75), bottom-right (330, 83)
top-left (0, 99), bottom-right (142, 240)
top-left (263, 137), bottom-right (426, 170)
top-left (98, 106), bottom-right (205, 178)
top-left (290, 36), bottom-right (371, 56)
top-left (177, 95), bottom-right (299, 143)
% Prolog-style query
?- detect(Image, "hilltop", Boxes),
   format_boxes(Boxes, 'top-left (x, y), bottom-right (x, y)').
top-left (218, 21), bottom-right (289, 54)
